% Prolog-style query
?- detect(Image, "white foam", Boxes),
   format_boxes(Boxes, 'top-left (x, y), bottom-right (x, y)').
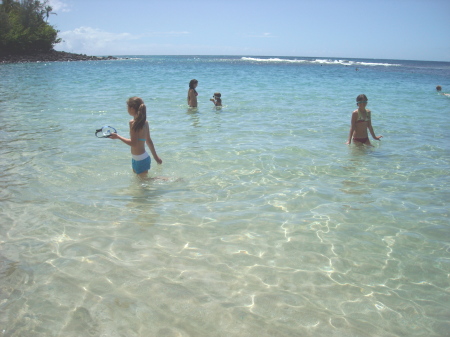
top-left (242, 57), bottom-right (308, 63)
top-left (241, 57), bottom-right (400, 67)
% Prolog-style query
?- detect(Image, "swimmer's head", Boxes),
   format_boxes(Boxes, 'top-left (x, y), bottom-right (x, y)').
top-left (436, 85), bottom-right (442, 92)
top-left (189, 79), bottom-right (198, 89)
top-left (213, 92), bottom-right (221, 98)
top-left (356, 94), bottom-right (368, 106)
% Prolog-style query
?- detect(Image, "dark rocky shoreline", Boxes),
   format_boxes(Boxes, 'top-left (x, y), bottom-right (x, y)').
top-left (0, 50), bottom-right (118, 64)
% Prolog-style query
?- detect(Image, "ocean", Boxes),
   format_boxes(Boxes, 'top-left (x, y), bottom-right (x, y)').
top-left (0, 55), bottom-right (449, 336)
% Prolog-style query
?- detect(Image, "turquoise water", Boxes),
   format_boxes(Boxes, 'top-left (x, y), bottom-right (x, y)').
top-left (1, 55), bottom-right (449, 336)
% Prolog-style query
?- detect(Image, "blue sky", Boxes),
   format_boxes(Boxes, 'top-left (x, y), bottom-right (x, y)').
top-left (47, 0), bottom-right (450, 61)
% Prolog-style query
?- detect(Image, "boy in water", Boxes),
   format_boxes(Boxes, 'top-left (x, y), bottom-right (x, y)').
top-left (210, 92), bottom-right (222, 106)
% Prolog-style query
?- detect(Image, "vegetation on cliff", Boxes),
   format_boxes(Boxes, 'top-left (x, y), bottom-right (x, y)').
top-left (0, 0), bottom-right (61, 55)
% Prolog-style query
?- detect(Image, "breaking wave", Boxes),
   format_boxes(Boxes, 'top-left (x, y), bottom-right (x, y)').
top-left (241, 57), bottom-right (400, 67)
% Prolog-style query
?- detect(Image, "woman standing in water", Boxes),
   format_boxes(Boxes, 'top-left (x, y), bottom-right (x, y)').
top-left (346, 94), bottom-right (383, 145)
top-left (187, 79), bottom-right (198, 107)
top-left (110, 97), bottom-right (162, 178)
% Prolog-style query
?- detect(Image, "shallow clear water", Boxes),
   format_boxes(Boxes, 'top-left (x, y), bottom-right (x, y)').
top-left (1, 56), bottom-right (449, 336)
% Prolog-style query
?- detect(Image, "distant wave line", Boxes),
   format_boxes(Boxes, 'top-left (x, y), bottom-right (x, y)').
top-left (241, 57), bottom-right (400, 67)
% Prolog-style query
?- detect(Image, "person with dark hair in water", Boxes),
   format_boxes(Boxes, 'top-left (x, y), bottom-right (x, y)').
top-left (188, 79), bottom-right (198, 107)
top-left (346, 94), bottom-right (383, 146)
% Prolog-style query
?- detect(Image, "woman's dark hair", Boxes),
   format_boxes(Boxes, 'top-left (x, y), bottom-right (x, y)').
top-left (189, 79), bottom-right (198, 89)
top-left (356, 94), bottom-right (368, 105)
top-left (127, 97), bottom-right (146, 131)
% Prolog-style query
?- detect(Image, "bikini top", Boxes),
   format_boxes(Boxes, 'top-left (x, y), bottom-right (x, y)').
top-left (357, 110), bottom-right (370, 123)
top-left (138, 138), bottom-right (146, 141)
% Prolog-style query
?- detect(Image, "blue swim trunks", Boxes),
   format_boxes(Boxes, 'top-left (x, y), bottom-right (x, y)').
top-left (131, 152), bottom-right (151, 174)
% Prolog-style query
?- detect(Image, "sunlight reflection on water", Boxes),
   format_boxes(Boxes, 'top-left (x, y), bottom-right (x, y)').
top-left (1, 56), bottom-right (449, 336)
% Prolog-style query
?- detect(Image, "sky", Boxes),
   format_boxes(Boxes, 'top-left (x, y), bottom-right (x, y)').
top-left (44, 0), bottom-right (450, 61)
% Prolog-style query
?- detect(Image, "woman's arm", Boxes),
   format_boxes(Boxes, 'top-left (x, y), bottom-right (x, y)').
top-left (367, 112), bottom-right (382, 140)
top-left (188, 89), bottom-right (197, 107)
top-left (368, 121), bottom-right (383, 140)
top-left (346, 112), bottom-right (357, 144)
top-left (109, 121), bottom-right (140, 147)
top-left (145, 123), bottom-right (162, 164)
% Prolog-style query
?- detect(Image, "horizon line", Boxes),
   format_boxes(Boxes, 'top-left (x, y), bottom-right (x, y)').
top-left (53, 51), bottom-right (450, 63)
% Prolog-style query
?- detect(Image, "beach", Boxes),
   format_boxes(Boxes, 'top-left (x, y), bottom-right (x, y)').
top-left (0, 55), bottom-right (449, 336)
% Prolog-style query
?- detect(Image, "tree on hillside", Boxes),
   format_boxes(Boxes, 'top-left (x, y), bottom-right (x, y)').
top-left (0, 0), bottom-right (61, 54)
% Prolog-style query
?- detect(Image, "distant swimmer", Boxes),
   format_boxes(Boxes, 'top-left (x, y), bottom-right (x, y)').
top-left (436, 85), bottom-right (450, 97)
top-left (188, 79), bottom-right (198, 107)
top-left (210, 92), bottom-right (222, 106)
top-left (346, 94), bottom-right (383, 146)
